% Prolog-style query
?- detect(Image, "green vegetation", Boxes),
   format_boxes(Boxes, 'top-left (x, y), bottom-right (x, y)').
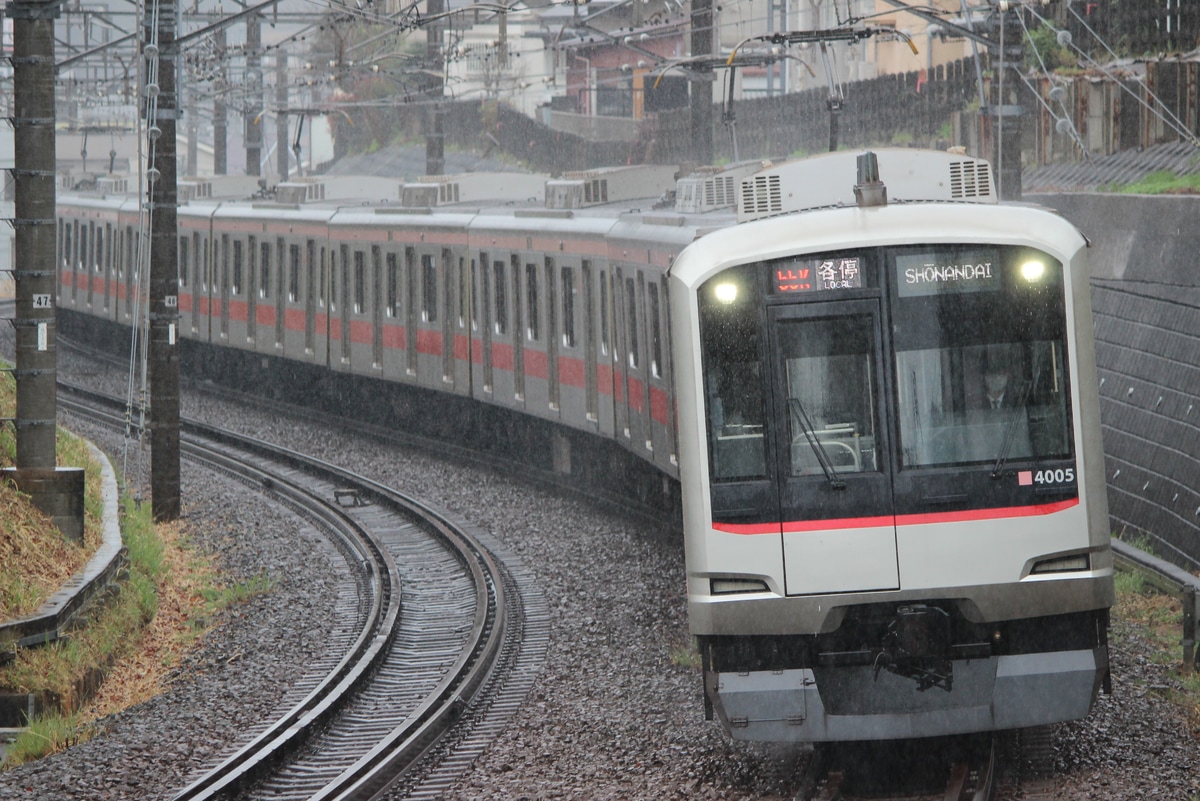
top-left (1024, 24), bottom-right (1078, 73)
top-left (1110, 565), bottom-right (1200, 735)
top-left (0, 364), bottom-right (276, 767)
top-left (1103, 170), bottom-right (1200, 195)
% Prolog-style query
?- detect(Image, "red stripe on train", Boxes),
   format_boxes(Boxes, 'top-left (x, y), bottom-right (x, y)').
top-left (713, 498), bottom-right (1080, 535)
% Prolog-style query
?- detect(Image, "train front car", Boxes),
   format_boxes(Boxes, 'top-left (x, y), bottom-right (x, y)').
top-left (669, 150), bottom-right (1114, 743)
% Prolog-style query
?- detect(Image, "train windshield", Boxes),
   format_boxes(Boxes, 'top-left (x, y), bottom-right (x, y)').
top-left (889, 245), bottom-right (1072, 469)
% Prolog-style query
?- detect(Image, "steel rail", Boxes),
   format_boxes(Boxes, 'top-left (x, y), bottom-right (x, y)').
top-left (56, 381), bottom-right (512, 799)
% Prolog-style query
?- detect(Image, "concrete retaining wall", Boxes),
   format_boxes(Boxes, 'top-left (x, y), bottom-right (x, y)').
top-left (1035, 193), bottom-right (1200, 570)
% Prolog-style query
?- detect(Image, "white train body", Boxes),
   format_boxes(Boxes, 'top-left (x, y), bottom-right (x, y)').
top-left (55, 149), bottom-right (1113, 743)
top-left (670, 152), bottom-right (1112, 741)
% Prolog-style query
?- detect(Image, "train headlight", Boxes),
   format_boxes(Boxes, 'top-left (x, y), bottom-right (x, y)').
top-left (713, 282), bottom-right (738, 305)
top-left (1020, 259), bottom-right (1047, 282)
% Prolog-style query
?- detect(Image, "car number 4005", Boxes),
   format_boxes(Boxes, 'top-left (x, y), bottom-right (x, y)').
top-left (1035, 468), bottom-right (1075, 484)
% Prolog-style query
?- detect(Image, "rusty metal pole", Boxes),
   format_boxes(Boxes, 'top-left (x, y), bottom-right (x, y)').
top-left (425, 0), bottom-right (444, 176)
top-left (5, 0), bottom-right (86, 542)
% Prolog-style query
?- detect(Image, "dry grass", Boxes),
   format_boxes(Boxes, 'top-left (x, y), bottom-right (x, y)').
top-left (0, 368), bottom-right (103, 620)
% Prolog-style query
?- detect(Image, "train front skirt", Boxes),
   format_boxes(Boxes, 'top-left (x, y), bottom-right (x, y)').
top-left (708, 647), bottom-right (1108, 741)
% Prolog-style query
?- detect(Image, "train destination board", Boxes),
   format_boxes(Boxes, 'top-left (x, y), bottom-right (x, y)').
top-left (896, 249), bottom-right (1001, 297)
top-left (774, 256), bottom-right (863, 294)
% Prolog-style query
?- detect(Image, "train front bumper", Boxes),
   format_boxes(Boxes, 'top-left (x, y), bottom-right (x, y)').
top-left (707, 647), bottom-right (1107, 742)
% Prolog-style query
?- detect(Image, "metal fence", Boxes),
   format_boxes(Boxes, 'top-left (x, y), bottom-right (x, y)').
top-left (1064, 0), bottom-right (1200, 57)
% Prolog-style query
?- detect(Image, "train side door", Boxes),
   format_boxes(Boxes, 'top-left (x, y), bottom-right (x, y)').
top-left (769, 300), bottom-right (898, 595)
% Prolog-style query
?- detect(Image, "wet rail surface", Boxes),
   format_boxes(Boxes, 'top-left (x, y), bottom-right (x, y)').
top-left (57, 382), bottom-right (546, 800)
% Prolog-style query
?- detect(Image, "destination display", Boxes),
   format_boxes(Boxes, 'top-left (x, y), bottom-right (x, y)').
top-left (896, 249), bottom-right (1002, 297)
top-left (774, 256), bottom-right (863, 294)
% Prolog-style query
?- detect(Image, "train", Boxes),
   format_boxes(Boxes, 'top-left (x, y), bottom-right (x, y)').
top-left (55, 148), bottom-right (1114, 743)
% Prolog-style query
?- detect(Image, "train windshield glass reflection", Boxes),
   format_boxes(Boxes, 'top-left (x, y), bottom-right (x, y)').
top-left (890, 244), bottom-right (1073, 469)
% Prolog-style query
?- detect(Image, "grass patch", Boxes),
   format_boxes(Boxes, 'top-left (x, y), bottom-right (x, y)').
top-left (1111, 566), bottom-right (1200, 736)
top-left (669, 640), bottom-right (702, 670)
top-left (1104, 170), bottom-right (1200, 195)
top-left (2, 497), bottom-right (275, 768)
top-left (0, 368), bottom-right (102, 620)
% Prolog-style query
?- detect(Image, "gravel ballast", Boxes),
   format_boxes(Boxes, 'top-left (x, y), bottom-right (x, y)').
top-left (1, 339), bottom-right (1197, 800)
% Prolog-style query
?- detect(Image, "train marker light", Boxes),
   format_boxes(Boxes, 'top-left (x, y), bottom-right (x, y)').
top-left (1020, 259), bottom-right (1046, 282)
top-left (714, 282), bottom-right (738, 304)
top-left (711, 578), bottom-right (770, 595)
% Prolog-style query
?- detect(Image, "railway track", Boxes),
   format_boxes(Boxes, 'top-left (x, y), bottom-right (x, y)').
top-left (56, 382), bottom-right (547, 800)
top-left (795, 736), bottom-right (997, 801)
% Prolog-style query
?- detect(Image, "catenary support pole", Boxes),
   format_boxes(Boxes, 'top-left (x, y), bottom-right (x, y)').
top-left (689, 0), bottom-right (713, 166)
top-left (147, 0), bottom-right (181, 521)
top-left (6, 0), bottom-right (86, 542)
top-left (276, 49), bottom-right (289, 181)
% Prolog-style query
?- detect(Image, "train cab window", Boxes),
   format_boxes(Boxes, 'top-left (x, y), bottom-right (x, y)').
top-left (889, 245), bottom-right (1072, 469)
top-left (700, 264), bottom-right (767, 481)
top-left (526, 262), bottom-right (539, 341)
top-left (778, 315), bottom-right (879, 476)
top-left (561, 266), bottom-right (577, 348)
top-left (386, 252), bottom-right (399, 317)
top-left (422, 253), bottom-right (437, 323)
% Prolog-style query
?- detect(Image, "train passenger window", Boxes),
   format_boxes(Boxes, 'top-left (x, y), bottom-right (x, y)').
top-left (648, 281), bottom-right (663, 379)
top-left (526, 263), bottom-right (539, 341)
top-left (422, 254), bottom-right (437, 323)
top-left (599, 270), bottom-right (610, 356)
top-left (354, 250), bottom-right (366, 314)
top-left (625, 277), bottom-right (639, 369)
top-left (700, 264), bottom-right (767, 481)
top-left (319, 247), bottom-right (327, 307)
top-left (94, 228), bottom-right (103, 272)
top-left (493, 260), bottom-right (508, 335)
top-left (203, 239), bottom-right (211, 290)
top-left (458, 257), bottom-right (468, 329)
top-left (889, 245), bottom-right (1072, 468)
top-left (78, 225), bottom-right (88, 270)
top-left (290, 245), bottom-right (302, 303)
top-left (386, 252), bottom-right (399, 317)
top-left (307, 241), bottom-right (318, 306)
top-left (179, 236), bottom-right (189, 287)
top-left (248, 236), bottom-right (258, 298)
top-left (259, 241), bottom-right (271, 299)
top-left (232, 240), bottom-right (243, 295)
top-left (561, 267), bottom-right (576, 348)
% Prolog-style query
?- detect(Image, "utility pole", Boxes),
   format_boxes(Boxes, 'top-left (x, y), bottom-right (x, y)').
top-left (276, 49), bottom-right (289, 181)
top-left (145, 0), bottom-right (181, 521)
top-left (5, 0), bottom-right (85, 541)
top-left (245, 12), bottom-right (262, 176)
top-left (213, 24), bottom-right (227, 174)
top-left (689, 0), bottom-right (713, 165)
top-left (425, 0), bottom-right (444, 176)
top-left (989, 4), bottom-right (1024, 200)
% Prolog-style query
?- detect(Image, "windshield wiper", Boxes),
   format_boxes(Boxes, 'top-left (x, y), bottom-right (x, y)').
top-left (788, 397), bottom-right (846, 490)
top-left (991, 351), bottom-right (1043, 479)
